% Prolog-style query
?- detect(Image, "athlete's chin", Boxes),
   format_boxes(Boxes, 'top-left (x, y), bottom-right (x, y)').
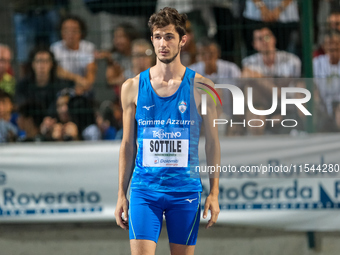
top-left (158, 57), bottom-right (174, 64)
top-left (157, 50), bottom-right (179, 64)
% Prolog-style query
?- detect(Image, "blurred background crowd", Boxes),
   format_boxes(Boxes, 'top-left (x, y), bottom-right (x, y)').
top-left (0, 0), bottom-right (340, 142)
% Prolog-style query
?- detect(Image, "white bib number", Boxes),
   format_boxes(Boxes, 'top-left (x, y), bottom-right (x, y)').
top-left (142, 127), bottom-right (189, 167)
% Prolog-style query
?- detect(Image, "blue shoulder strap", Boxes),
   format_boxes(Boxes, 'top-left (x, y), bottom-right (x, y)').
top-left (140, 68), bottom-right (150, 82)
top-left (186, 67), bottom-right (196, 80)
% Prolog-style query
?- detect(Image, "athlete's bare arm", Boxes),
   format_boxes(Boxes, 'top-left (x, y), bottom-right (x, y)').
top-left (115, 75), bottom-right (139, 230)
top-left (195, 74), bottom-right (221, 229)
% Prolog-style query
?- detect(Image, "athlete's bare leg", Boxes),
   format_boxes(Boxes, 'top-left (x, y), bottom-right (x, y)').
top-left (130, 240), bottom-right (157, 255)
top-left (169, 243), bottom-right (195, 255)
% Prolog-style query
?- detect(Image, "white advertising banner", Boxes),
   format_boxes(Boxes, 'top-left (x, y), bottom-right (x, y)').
top-left (1, 134), bottom-right (340, 231)
top-left (199, 134), bottom-right (340, 231)
top-left (0, 142), bottom-right (119, 222)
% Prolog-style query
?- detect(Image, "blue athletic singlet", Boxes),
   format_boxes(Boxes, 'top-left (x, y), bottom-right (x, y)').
top-left (130, 67), bottom-right (203, 192)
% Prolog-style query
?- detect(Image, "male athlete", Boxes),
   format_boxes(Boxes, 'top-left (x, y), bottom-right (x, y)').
top-left (115, 7), bottom-right (221, 255)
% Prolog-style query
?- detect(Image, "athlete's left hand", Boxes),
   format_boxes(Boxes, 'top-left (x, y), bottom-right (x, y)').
top-left (203, 194), bottom-right (220, 229)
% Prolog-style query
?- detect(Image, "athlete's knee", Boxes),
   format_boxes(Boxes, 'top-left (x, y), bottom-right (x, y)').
top-left (130, 239), bottom-right (157, 255)
top-left (170, 243), bottom-right (195, 255)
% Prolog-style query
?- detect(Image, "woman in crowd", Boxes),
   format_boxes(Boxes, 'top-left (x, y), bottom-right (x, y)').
top-left (15, 46), bottom-right (73, 113)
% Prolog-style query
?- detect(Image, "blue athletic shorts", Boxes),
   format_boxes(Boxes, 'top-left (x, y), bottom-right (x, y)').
top-left (129, 189), bottom-right (201, 245)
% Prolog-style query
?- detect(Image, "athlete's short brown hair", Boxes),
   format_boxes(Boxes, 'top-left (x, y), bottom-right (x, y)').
top-left (148, 7), bottom-right (187, 40)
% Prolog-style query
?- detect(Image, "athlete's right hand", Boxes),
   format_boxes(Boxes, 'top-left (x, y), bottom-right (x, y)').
top-left (115, 196), bottom-right (129, 230)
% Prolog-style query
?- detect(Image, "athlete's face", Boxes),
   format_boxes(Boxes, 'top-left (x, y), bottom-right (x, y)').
top-left (151, 24), bottom-right (187, 64)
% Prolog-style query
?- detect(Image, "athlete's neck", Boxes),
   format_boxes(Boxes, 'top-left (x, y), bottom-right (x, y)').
top-left (152, 57), bottom-right (186, 83)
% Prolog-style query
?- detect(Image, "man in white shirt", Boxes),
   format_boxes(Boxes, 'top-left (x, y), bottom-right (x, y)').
top-left (189, 38), bottom-right (241, 118)
top-left (242, 27), bottom-right (301, 78)
top-left (242, 27), bottom-right (301, 134)
top-left (313, 30), bottom-right (340, 116)
top-left (51, 15), bottom-right (97, 96)
top-left (243, 0), bottom-right (299, 54)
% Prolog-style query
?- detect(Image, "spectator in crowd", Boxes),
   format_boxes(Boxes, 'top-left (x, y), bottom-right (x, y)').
top-left (242, 27), bottom-right (301, 78)
top-left (180, 20), bottom-right (197, 66)
top-left (40, 88), bottom-right (79, 141)
top-left (112, 98), bottom-right (123, 139)
top-left (124, 39), bottom-right (154, 82)
top-left (17, 101), bottom-right (46, 142)
top-left (243, 0), bottom-right (300, 55)
top-left (242, 26), bottom-right (300, 107)
top-left (0, 89), bottom-right (17, 142)
top-left (328, 11), bottom-right (340, 31)
top-left (68, 95), bottom-right (100, 141)
top-left (55, 88), bottom-right (74, 124)
top-left (314, 11), bottom-right (340, 57)
top-left (329, 10), bottom-right (340, 26)
top-left (190, 38), bottom-right (241, 82)
top-left (50, 15), bottom-right (97, 97)
top-left (110, 23), bottom-right (139, 72)
top-left (0, 44), bottom-right (15, 96)
top-left (50, 120), bottom-right (78, 141)
top-left (313, 30), bottom-right (340, 116)
top-left (103, 37), bottom-right (152, 101)
top-left (41, 88), bottom-right (100, 141)
top-left (242, 27), bottom-right (301, 135)
top-left (189, 38), bottom-right (241, 118)
top-left (278, 81), bottom-right (331, 133)
top-left (97, 23), bottom-right (139, 96)
top-left (12, 0), bottom-right (69, 77)
top-left (96, 101), bottom-right (117, 140)
top-left (333, 101), bottom-right (340, 131)
top-left (317, 0), bottom-right (340, 41)
top-left (15, 47), bottom-right (74, 112)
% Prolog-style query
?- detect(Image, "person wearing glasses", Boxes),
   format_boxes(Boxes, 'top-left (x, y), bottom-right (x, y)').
top-left (15, 47), bottom-right (73, 112)
top-left (243, 0), bottom-right (299, 55)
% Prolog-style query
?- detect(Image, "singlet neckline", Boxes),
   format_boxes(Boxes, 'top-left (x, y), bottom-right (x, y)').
top-left (147, 67), bottom-right (188, 99)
